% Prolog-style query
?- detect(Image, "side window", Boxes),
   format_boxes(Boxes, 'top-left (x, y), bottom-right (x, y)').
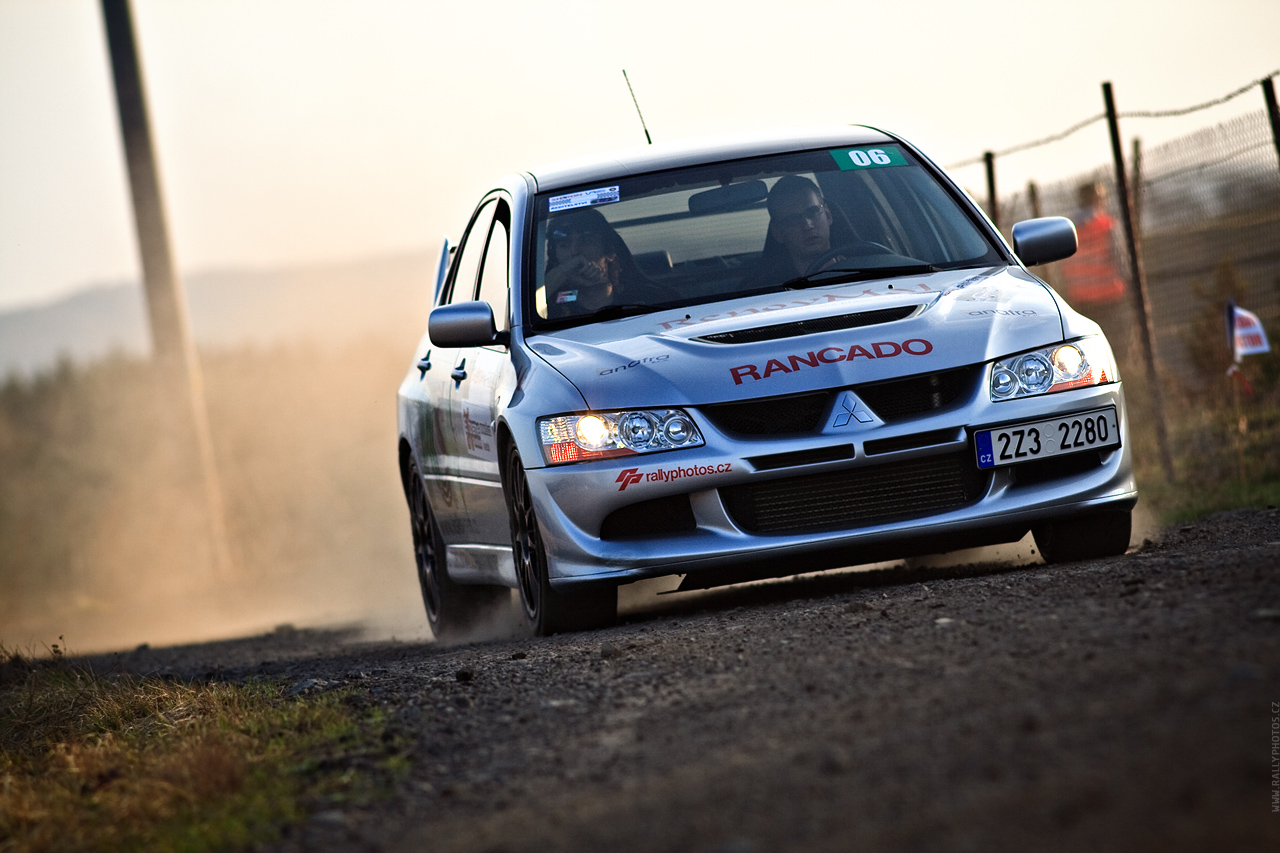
top-left (446, 198), bottom-right (498, 305)
top-left (476, 205), bottom-right (511, 332)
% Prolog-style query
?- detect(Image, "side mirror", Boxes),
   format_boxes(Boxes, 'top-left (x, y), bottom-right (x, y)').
top-left (428, 301), bottom-right (509, 348)
top-left (1012, 216), bottom-right (1077, 266)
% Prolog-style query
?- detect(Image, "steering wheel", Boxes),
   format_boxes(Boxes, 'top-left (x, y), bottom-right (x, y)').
top-left (804, 241), bottom-right (895, 276)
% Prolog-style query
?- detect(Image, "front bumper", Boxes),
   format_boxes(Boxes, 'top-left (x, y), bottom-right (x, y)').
top-left (527, 379), bottom-right (1137, 591)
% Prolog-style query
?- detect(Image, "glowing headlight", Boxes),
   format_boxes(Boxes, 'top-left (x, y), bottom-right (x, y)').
top-left (538, 409), bottom-right (704, 464)
top-left (989, 337), bottom-right (1118, 401)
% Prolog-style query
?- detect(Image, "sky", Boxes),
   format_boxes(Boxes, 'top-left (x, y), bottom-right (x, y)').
top-left (1, 0), bottom-right (1278, 313)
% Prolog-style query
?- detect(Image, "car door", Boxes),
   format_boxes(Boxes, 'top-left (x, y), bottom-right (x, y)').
top-left (444, 198), bottom-right (516, 557)
top-left (418, 197), bottom-right (499, 543)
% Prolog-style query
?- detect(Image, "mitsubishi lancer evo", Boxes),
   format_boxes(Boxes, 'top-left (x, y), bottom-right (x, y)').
top-left (397, 127), bottom-right (1136, 639)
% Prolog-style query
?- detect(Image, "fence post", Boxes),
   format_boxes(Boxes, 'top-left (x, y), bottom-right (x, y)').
top-left (1027, 180), bottom-right (1042, 218)
top-left (1263, 75), bottom-right (1280, 171)
top-left (1102, 81), bottom-right (1176, 483)
top-left (1130, 138), bottom-right (1143, 230)
top-left (983, 151), bottom-right (999, 230)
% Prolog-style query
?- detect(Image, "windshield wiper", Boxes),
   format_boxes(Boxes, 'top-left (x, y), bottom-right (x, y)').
top-left (541, 303), bottom-right (666, 330)
top-left (782, 263), bottom-right (941, 290)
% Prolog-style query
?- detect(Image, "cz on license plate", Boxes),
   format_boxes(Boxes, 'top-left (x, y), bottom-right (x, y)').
top-left (974, 407), bottom-right (1119, 470)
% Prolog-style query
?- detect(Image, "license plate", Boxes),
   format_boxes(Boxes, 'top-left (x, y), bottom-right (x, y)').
top-left (974, 407), bottom-right (1120, 469)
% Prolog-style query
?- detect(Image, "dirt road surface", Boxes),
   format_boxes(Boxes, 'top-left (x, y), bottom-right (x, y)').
top-left (99, 509), bottom-right (1280, 852)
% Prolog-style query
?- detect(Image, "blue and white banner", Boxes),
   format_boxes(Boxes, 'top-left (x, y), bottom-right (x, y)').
top-left (1226, 299), bottom-right (1271, 363)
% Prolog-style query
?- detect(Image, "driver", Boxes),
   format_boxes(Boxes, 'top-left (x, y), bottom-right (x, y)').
top-left (743, 175), bottom-right (845, 288)
top-left (766, 175), bottom-right (835, 276)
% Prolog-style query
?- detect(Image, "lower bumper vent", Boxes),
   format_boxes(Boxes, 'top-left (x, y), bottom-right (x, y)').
top-left (719, 452), bottom-right (987, 535)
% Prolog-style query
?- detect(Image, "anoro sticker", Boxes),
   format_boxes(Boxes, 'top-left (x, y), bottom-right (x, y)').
top-left (830, 145), bottom-right (908, 171)
top-left (556, 290), bottom-right (579, 304)
top-left (599, 354), bottom-right (669, 376)
top-left (967, 308), bottom-right (1038, 317)
top-left (549, 185), bottom-right (621, 212)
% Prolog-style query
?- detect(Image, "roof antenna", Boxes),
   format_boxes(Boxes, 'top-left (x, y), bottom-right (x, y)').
top-left (622, 69), bottom-right (653, 145)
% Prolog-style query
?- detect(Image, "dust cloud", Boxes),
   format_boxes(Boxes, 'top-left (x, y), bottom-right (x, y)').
top-left (0, 298), bottom-right (438, 655)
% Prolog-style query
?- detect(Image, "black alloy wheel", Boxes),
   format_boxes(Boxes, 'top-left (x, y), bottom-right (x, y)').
top-left (504, 444), bottom-right (616, 636)
top-left (406, 460), bottom-right (508, 640)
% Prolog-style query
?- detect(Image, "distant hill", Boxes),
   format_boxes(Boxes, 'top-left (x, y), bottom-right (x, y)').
top-left (0, 252), bottom-right (439, 379)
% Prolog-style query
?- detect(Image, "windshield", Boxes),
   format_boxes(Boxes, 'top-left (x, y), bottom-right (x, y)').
top-left (529, 144), bottom-right (1002, 329)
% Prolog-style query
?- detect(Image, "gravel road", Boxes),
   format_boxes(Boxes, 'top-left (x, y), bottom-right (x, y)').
top-left (99, 509), bottom-right (1280, 852)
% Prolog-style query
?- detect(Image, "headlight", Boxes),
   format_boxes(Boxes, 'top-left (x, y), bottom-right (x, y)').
top-left (538, 409), bottom-right (704, 464)
top-left (989, 336), bottom-right (1118, 401)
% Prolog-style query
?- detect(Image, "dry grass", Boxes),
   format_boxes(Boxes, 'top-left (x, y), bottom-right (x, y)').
top-left (0, 643), bottom-right (403, 852)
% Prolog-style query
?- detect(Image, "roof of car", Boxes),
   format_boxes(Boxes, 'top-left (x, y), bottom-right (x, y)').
top-left (526, 125), bottom-right (900, 192)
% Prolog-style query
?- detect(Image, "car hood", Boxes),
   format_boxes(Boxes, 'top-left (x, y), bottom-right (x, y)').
top-left (525, 266), bottom-right (1065, 410)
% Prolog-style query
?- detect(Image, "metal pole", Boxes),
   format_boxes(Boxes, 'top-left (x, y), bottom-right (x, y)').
top-left (101, 0), bottom-right (235, 577)
top-left (983, 151), bottom-right (999, 231)
top-left (1262, 76), bottom-right (1280, 172)
top-left (1103, 81), bottom-right (1175, 483)
top-left (1027, 180), bottom-right (1042, 219)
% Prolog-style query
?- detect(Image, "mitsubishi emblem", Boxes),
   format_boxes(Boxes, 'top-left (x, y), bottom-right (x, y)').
top-left (831, 391), bottom-right (877, 429)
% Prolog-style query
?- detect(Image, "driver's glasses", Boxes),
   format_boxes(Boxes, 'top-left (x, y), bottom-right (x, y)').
top-left (774, 204), bottom-right (825, 229)
top-left (550, 228), bottom-right (603, 254)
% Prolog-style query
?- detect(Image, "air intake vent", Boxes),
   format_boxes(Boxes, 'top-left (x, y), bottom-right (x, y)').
top-left (700, 391), bottom-right (831, 437)
top-left (720, 452), bottom-right (986, 535)
top-left (695, 306), bottom-right (917, 344)
top-left (856, 366), bottom-right (978, 422)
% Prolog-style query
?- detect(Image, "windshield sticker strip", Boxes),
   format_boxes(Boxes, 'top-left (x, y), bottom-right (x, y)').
top-left (829, 145), bottom-right (908, 171)
top-left (549, 185), bottom-right (621, 212)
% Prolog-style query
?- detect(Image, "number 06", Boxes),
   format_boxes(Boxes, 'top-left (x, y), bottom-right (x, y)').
top-left (849, 148), bottom-right (892, 167)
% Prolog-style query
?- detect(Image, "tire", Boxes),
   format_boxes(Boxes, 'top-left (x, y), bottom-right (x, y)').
top-left (503, 444), bottom-right (616, 636)
top-left (405, 460), bottom-right (509, 641)
top-left (1033, 509), bottom-right (1132, 564)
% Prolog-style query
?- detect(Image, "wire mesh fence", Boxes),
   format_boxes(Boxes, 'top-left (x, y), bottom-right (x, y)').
top-left (949, 78), bottom-right (1280, 497)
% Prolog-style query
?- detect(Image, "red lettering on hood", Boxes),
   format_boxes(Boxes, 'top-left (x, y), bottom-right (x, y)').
top-left (761, 359), bottom-right (791, 379)
top-left (729, 338), bottom-right (935, 384)
top-left (872, 341), bottom-right (901, 358)
top-left (845, 344), bottom-right (874, 360)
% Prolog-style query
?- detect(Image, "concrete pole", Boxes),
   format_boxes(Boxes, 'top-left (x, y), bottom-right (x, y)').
top-left (101, 0), bottom-right (235, 577)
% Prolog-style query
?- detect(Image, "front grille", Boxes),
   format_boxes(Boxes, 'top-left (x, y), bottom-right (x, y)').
top-left (695, 306), bottom-right (917, 344)
top-left (856, 366), bottom-right (978, 422)
top-left (720, 452), bottom-right (987, 535)
top-left (700, 391), bottom-right (831, 437)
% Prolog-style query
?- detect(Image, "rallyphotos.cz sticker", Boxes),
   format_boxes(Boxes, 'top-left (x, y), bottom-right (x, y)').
top-left (549, 185), bottom-right (621, 212)
top-left (829, 145), bottom-right (908, 171)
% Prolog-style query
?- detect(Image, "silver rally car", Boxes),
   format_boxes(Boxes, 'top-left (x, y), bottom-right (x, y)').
top-left (397, 127), bottom-right (1136, 638)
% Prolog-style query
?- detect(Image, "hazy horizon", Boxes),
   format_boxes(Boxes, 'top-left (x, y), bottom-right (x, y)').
top-left (2, 0), bottom-right (1278, 315)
